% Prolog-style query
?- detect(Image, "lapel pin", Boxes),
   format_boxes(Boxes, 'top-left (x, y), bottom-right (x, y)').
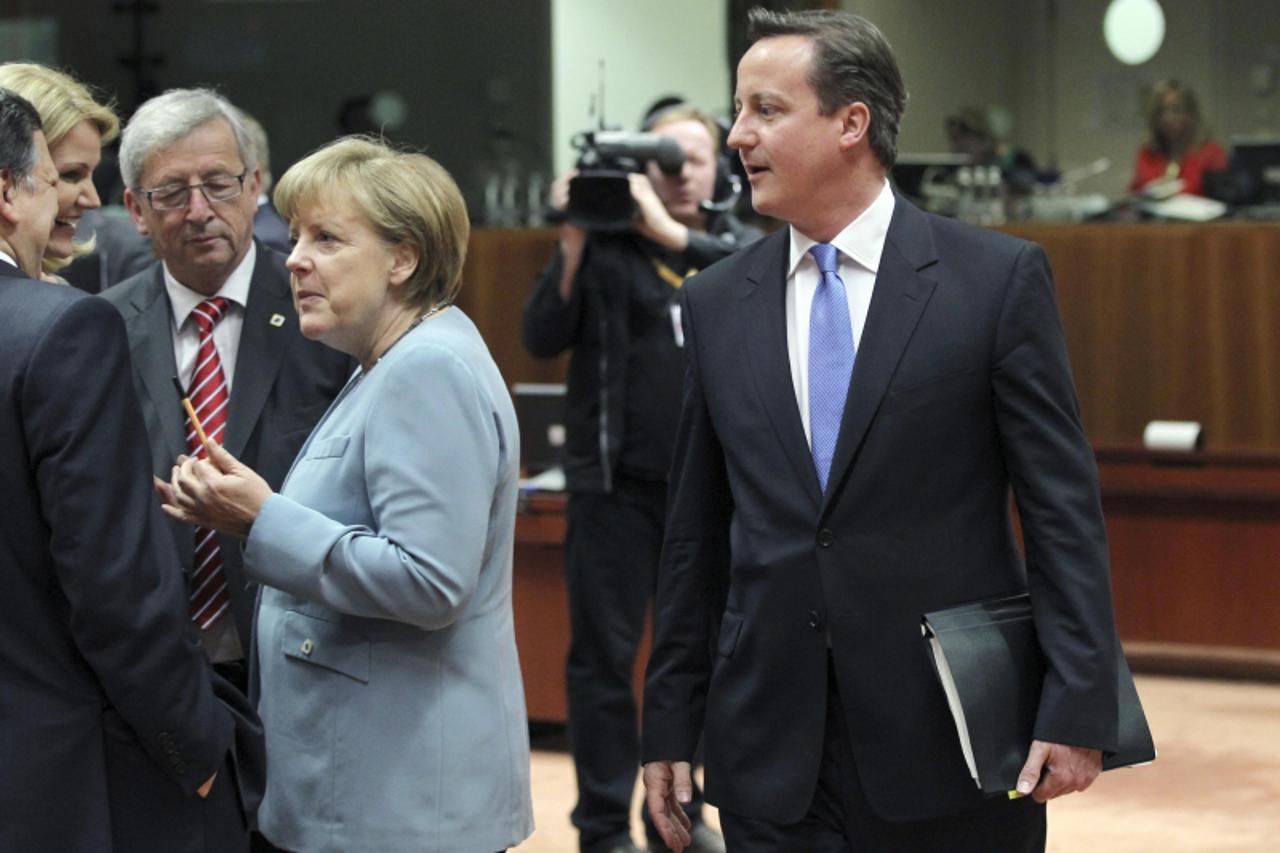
top-left (270, 313), bottom-right (286, 327)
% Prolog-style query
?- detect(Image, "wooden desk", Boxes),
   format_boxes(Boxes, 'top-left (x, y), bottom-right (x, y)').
top-left (1097, 448), bottom-right (1280, 679)
top-left (512, 492), bottom-right (652, 723)
top-left (499, 223), bottom-right (1280, 711)
top-left (511, 492), bottom-right (570, 722)
top-left (1001, 222), bottom-right (1280, 453)
top-left (454, 227), bottom-right (563, 387)
top-left (511, 453), bottom-right (1280, 725)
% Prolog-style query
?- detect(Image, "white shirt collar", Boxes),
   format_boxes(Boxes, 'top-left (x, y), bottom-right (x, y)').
top-left (0, 249), bottom-right (17, 271)
top-left (164, 241), bottom-right (257, 328)
top-left (787, 179), bottom-right (896, 277)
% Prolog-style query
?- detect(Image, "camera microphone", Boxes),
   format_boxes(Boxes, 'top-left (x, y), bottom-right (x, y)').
top-left (590, 131), bottom-right (686, 175)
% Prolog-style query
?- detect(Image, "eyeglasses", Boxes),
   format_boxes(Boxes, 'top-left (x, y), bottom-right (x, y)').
top-left (140, 170), bottom-right (248, 211)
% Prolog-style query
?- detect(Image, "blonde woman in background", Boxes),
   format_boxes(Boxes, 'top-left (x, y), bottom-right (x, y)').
top-left (0, 63), bottom-right (117, 281)
top-left (1129, 79), bottom-right (1226, 197)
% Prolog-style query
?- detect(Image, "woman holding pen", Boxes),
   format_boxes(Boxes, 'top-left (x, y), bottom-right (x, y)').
top-left (161, 136), bottom-right (534, 853)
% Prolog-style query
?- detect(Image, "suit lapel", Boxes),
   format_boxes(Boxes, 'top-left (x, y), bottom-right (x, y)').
top-left (225, 246), bottom-right (291, 457)
top-left (744, 231), bottom-right (823, 510)
top-left (125, 267), bottom-right (188, 468)
top-left (822, 198), bottom-right (939, 514)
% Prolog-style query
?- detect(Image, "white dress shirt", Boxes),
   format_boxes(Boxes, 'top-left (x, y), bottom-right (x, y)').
top-left (164, 242), bottom-right (256, 394)
top-left (786, 180), bottom-right (895, 445)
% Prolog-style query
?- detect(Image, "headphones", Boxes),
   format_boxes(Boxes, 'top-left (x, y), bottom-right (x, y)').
top-left (639, 101), bottom-right (742, 216)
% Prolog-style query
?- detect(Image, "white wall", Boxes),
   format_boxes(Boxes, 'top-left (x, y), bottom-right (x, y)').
top-left (551, 0), bottom-right (730, 174)
top-left (844, 0), bottom-right (1280, 199)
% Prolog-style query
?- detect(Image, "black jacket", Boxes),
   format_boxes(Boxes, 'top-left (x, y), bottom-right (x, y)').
top-left (522, 219), bottom-right (760, 492)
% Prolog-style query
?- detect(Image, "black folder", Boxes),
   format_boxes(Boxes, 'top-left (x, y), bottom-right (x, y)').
top-left (922, 593), bottom-right (1156, 795)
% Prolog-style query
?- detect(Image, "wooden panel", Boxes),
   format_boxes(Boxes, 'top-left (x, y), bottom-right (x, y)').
top-left (500, 223), bottom-right (1280, 700)
top-left (512, 494), bottom-right (570, 722)
top-left (512, 493), bottom-right (652, 723)
top-left (1002, 223), bottom-right (1280, 453)
top-left (454, 227), bottom-right (565, 387)
top-left (1098, 449), bottom-right (1280, 655)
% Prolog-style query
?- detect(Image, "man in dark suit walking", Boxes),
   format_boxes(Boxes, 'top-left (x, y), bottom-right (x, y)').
top-left (102, 89), bottom-right (352, 691)
top-left (0, 86), bottom-right (258, 853)
top-left (642, 9), bottom-right (1120, 852)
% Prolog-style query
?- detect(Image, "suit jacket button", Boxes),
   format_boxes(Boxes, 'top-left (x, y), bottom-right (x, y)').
top-left (817, 529), bottom-right (834, 548)
top-left (807, 610), bottom-right (822, 631)
top-left (301, 639), bottom-right (314, 656)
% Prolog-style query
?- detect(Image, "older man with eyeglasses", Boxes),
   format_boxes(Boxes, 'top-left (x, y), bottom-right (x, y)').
top-left (101, 90), bottom-right (353, 815)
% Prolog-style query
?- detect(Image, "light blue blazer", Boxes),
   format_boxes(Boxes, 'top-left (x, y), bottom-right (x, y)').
top-left (244, 308), bottom-right (533, 852)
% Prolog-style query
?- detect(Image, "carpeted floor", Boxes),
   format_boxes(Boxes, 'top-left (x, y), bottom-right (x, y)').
top-left (519, 674), bottom-right (1280, 851)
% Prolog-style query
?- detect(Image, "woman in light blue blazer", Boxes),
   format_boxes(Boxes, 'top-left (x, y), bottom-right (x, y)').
top-left (164, 137), bottom-right (534, 852)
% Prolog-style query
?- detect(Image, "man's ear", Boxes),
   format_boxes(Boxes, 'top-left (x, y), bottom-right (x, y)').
top-left (388, 240), bottom-right (420, 287)
top-left (0, 169), bottom-right (19, 227)
top-left (838, 103), bottom-right (872, 152)
top-left (246, 166), bottom-right (263, 200)
top-left (123, 187), bottom-right (151, 236)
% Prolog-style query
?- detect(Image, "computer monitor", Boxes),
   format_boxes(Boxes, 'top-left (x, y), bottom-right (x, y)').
top-left (1227, 137), bottom-right (1280, 204)
top-left (512, 382), bottom-right (566, 477)
top-left (890, 153), bottom-right (972, 203)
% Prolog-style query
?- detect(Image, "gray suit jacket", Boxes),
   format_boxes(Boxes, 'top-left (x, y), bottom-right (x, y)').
top-left (100, 243), bottom-right (354, 654)
top-left (244, 308), bottom-right (534, 852)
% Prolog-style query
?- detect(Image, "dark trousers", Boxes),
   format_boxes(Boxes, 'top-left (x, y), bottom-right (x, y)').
top-left (719, 657), bottom-right (1045, 852)
top-left (565, 478), bottom-right (705, 852)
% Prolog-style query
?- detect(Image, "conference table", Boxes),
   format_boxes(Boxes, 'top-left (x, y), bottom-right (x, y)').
top-left (459, 222), bottom-right (1280, 721)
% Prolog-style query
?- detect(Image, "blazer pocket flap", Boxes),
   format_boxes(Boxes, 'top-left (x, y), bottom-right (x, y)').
top-left (281, 610), bottom-right (370, 683)
top-left (304, 435), bottom-right (350, 460)
top-left (717, 610), bottom-right (744, 657)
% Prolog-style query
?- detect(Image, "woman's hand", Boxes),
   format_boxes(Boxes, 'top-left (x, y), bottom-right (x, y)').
top-left (160, 441), bottom-right (273, 538)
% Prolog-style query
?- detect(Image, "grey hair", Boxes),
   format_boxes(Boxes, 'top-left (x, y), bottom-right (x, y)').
top-left (234, 107), bottom-right (273, 191)
top-left (119, 88), bottom-right (258, 188)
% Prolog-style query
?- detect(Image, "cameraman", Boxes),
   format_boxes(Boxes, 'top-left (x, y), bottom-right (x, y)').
top-left (523, 105), bottom-right (759, 853)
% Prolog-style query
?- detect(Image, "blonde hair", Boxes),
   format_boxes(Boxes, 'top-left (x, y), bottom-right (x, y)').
top-left (0, 62), bottom-right (119, 273)
top-left (275, 136), bottom-right (469, 310)
top-left (1145, 79), bottom-right (1209, 156)
top-left (645, 104), bottom-right (721, 151)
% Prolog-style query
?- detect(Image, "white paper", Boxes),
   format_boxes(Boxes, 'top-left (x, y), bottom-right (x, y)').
top-left (1143, 420), bottom-right (1202, 452)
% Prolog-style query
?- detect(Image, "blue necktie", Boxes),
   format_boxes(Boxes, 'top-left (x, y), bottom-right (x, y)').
top-left (808, 243), bottom-right (855, 492)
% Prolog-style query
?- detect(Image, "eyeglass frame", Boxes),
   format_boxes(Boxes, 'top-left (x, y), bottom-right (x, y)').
top-left (138, 169), bottom-right (250, 211)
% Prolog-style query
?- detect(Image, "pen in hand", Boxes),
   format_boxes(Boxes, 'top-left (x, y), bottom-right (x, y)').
top-left (171, 375), bottom-right (212, 452)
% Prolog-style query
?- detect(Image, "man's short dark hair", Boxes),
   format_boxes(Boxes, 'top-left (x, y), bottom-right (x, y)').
top-left (746, 7), bottom-right (907, 168)
top-left (0, 87), bottom-right (43, 184)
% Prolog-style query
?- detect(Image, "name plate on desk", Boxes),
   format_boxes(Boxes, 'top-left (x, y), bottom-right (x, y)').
top-left (1143, 420), bottom-right (1203, 453)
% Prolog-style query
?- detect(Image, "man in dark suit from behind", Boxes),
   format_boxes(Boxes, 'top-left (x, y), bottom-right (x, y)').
top-left (102, 89), bottom-right (352, 696)
top-left (0, 86), bottom-right (259, 853)
top-left (236, 108), bottom-right (292, 255)
top-left (642, 9), bottom-right (1120, 852)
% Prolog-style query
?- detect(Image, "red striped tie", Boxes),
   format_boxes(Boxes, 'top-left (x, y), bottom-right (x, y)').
top-left (186, 297), bottom-right (231, 630)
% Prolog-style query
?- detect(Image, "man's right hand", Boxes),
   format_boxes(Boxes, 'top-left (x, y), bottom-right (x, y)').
top-left (643, 760), bottom-right (693, 853)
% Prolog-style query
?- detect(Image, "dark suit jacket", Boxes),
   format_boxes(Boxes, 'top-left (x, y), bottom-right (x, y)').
top-left (101, 242), bottom-right (354, 655)
top-left (253, 201), bottom-right (292, 256)
top-left (641, 197), bottom-right (1119, 824)
top-left (0, 262), bottom-right (246, 851)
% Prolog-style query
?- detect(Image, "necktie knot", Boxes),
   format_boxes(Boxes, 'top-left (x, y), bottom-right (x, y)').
top-left (809, 243), bottom-right (840, 276)
top-left (192, 297), bottom-right (228, 334)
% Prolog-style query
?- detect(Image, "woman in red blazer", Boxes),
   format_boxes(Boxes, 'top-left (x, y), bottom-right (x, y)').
top-left (1129, 79), bottom-right (1226, 197)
